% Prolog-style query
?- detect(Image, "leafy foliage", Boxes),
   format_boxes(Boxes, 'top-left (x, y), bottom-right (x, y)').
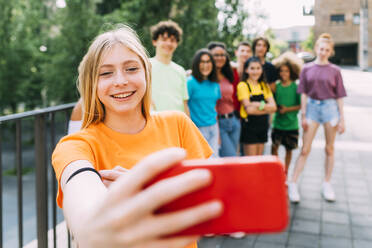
top-left (0, 0), bottom-right (266, 113)
top-left (264, 29), bottom-right (289, 60)
top-left (42, 0), bottom-right (103, 104)
top-left (0, 0), bottom-right (48, 113)
top-left (301, 27), bottom-right (315, 52)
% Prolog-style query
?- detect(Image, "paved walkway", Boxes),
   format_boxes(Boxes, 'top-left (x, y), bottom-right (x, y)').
top-left (198, 68), bottom-right (372, 248)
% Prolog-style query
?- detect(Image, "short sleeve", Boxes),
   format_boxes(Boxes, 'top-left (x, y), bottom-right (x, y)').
top-left (52, 135), bottom-right (96, 208)
top-left (177, 113), bottom-right (213, 159)
top-left (217, 83), bottom-right (222, 100)
top-left (187, 77), bottom-right (194, 100)
top-left (265, 63), bottom-right (278, 83)
top-left (237, 82), bottom-right (249, 101)
top-left (334, 69), bottom-right (347, 98)
top-left (181, 70), bottom-right (189, 100)
top-left (297, 69), bottom-right (307, 94)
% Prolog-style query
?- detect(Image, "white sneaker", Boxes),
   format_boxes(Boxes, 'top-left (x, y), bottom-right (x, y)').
top-left (322, 182), bottom-right (336, 202)
top-left (229, 232), bottom-right (245, 238)
top-left (288, 182), bottom-right (300, 203)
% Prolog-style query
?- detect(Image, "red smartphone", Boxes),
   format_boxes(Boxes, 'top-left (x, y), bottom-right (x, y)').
top-left (149, 155), bottom-right (288, 236)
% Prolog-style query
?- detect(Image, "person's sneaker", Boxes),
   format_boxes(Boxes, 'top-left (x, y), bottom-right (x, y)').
top-left (229, 232), bottom-right (245, 238)
top-left (322, 182), bottom-right (336, 202)
top-left (288, 182), bottom-right (300, 203)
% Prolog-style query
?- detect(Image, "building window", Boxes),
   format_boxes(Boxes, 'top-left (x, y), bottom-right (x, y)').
top-left (353, 13), bottom-right (360, 24)
top-left (330, 14), bottom-right (345, 24)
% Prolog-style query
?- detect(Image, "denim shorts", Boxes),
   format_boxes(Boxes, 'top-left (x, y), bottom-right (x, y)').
top-left (306, 97), bottom-right (339, 126)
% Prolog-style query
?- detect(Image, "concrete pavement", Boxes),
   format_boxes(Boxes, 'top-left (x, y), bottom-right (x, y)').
top-left (198, 68), bottom-right (372, 248)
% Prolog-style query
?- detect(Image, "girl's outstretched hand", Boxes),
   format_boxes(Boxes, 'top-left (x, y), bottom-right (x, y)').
top-left (75, 148), bottom-right (223, 248)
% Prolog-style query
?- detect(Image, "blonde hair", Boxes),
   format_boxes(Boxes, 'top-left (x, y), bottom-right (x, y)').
top-left (315, 33), bottom-right (335, 54)
top-left (78, 24), bottom-right (152, 129)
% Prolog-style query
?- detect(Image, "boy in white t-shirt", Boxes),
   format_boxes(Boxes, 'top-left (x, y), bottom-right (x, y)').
top-left (150, 20), bottom-right (190, 116)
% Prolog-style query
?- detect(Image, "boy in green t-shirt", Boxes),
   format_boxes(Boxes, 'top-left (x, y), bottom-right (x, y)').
top-left (150, 20), bottom-right (190, 116)
top-left (271, 52), bottom-right (303, 176)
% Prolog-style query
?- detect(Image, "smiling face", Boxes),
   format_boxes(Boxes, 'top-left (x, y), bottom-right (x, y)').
top-left (315, 41), bottom-right (333, 61)
top-left (199, 54), bottom-right (213, 79)
top-left (210, 46), bottom-right (226, 70)
top-left (254, 40), bottom-right (268, 59)
top-left (235, 45), bottom-right (252, 63)
top-left (246, 61), bottom-right (263, 82)
top-left (152, 32), bottom-right (178, 58)
top-left (279, 64), bottom-right (290, 82)
top-left (97, 43), bottom-right (146, 119)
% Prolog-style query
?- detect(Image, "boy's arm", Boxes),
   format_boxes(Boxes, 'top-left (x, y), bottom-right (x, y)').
top-left (183, 100), bottom-right (190, 117)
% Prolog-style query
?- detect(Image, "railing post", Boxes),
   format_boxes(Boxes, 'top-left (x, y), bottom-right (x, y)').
top-left (35, 115), bottom-right (48, 248)
top-left (50, 113), bottom-right (57, 248)
top-left (16, 120), bottom-right (23, 248)
top-left (0, 124), bottom-right (3, 247)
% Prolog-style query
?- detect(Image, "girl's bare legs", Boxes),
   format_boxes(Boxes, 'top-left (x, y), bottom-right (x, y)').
top-left (244, 144), bottom-right (258, 156)
top-left (257, 143), bottom-right (265, 155)
top-left (284, 149), bottom-right (293, 176)
top-left (271, 144), bottom-right (279, 156)
top-left (291, 121), bottom-right (320, 182)
top-left (323, 122), bottom-right (338, 182)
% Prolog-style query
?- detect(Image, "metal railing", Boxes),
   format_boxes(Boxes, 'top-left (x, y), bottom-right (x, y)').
top-left (0, 103), bottom-right (76, 248)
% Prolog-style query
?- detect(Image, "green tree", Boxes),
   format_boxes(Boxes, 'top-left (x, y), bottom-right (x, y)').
top-left (0, 0), bottom-right (264, 110)
top-left (264, 29), bottom-right (289, 59)
top-left (43, 0), bottom-right (103, 104)
top-left (216, 0), bottom-right (249, 55)
top-left (301, 27), bottom-right (314, 52)
top-left (103, 0), bottom-right (219, 68)
top-left (0, 0), bottom-right (48, 113)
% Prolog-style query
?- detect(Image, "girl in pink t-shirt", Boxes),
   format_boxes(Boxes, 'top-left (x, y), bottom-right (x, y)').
top-left (288, 33), bottom-right (347, 203)
top-left (208, 41), bottom-right (241, 157)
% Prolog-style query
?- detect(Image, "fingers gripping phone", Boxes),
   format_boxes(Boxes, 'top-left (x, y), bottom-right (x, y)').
top-left (149, 156), bottom-right (289, 236)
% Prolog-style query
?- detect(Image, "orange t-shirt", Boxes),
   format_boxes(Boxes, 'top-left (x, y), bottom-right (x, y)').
top-left (52, 111), bottom-right (212, 248)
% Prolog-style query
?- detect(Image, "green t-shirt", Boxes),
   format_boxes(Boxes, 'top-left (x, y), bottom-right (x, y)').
top-left (150, 58), bottom-right (189, 112)
top-left (272, 81), bottom-right (301, 130)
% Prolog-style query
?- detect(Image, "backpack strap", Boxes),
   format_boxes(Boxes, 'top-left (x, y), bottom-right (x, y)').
top-left (244, 81), bottom-right (252, 93)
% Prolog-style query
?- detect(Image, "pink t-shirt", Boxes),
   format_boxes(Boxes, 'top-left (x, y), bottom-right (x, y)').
top-left (232, 68), bottom-right (241, 111)
top-left (297, 62), bottom-right (347, 100)
top-left (216, 77), bottom-right (234, 115)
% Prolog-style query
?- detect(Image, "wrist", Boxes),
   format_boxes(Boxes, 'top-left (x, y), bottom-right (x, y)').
top-left (244, 105), bottom-right (249, 113)
top-left (259, 100), bottom-right (265, 111)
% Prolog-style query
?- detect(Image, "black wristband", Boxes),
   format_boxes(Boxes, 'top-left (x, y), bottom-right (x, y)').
top-left (66, 167), bottom-right (102, 184)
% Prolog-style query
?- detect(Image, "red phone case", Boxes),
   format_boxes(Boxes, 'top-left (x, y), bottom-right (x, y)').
top-left (149, 155), bottom-right (289, 236)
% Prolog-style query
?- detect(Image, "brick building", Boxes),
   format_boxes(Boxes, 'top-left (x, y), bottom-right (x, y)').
top-left (313, 0), bottom-right (371, 66)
